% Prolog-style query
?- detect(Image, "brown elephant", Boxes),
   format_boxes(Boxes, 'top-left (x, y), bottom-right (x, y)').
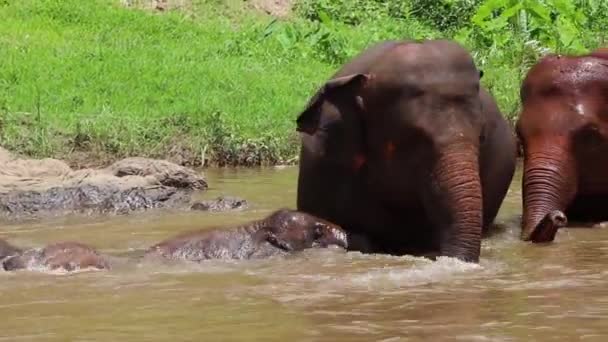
top-left (516, 48), bottom-right (608, 243)
top-left (1, 240), bottom-right (110, 271)
top-left (296, 39), bottom-right (517, 263)
top-left (145, 208), bottom-right (348, 261)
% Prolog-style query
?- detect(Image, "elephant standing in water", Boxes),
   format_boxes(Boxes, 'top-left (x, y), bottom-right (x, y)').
top-left (296, 39), bottom-right (517, 263)
top-left (516, 49), bottom-right (608, 242)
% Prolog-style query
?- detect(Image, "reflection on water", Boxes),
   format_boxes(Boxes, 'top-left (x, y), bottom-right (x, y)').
top-left (1, 165), bottom-right (608, 341)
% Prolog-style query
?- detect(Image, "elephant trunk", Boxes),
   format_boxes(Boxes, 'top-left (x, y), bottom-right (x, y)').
top-left (428, 142), bottom-right (483, 263)
top-left (521, 139), bottom-right (576, 242)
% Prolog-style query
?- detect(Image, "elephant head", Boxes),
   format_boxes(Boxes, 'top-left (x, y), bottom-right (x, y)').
top-left (257, 209), bottom-right (348, 252)
top-left (296, 73), bottom-right (371, 168)
top-left (0, 239), bottom-right (22, 266)
top-left (516, 52), bottom-right (608, 242)
top-left (2, 242), bottom-right (110, 272)
top-left (296, 40), bottom-right (489, 262)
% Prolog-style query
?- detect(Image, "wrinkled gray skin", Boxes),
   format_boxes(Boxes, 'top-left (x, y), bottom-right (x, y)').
top-left (1, 240), bottom-right (110, 272)
top-left (0, 238), bottom-right (22, 262)
top-left (296, 39), bottom-right (516, 263)
top-left (145, 208), bottom-right (348, 261)
top-left (0, 210), bottom-right (347, 271)
top-left (190, 196), bottom-right (248, 212)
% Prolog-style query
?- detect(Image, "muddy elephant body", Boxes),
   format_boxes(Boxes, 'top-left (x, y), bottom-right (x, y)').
top-left (516, 49), bottom-right (608, 242)
top-left (296, 39), bottom-right (516, 262)
top-left (1, 240), bottom-right (110, 271)
top-left (145, 209), bottom-right (348, 261)
top-left (0, 238), bottom-right (22, 261)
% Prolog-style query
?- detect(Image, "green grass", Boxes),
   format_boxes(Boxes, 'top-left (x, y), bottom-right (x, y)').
top-left (0, 0), bottom-right (335, 166)
top-left (0, 0), bottom-right (605, 167)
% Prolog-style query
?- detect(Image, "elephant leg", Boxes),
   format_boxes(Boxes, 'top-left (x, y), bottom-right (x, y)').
top-left (566, 194), bottom-right (608, 226)
top-left (479, 118), bottom-right (517, 233)
top-left (479, 155), bottom-right (516, 233)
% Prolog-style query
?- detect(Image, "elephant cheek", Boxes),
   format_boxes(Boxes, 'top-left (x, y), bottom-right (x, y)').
top-left (521, 138), bottom-right (577, 242)
top-left (426, 142), bottom-right (483, 263)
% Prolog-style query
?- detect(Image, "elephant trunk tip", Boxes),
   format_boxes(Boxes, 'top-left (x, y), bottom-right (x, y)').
top-left (324, 226), bottom-right (349, 250)
top-left (523, 210), bottom-right (568, 243)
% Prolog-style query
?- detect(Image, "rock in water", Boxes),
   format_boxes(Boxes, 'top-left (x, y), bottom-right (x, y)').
top-left (190, 196), bottom-right (248, 212)
top-left (0, 147), bottom-right (207, 218)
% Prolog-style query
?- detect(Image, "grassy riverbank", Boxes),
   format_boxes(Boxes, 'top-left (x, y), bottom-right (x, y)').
top-left (0, 0), bottom-right (606, 167)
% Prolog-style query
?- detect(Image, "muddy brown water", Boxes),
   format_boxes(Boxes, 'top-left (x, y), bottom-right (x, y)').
top-left (1, 164), bottom-right (608, 341)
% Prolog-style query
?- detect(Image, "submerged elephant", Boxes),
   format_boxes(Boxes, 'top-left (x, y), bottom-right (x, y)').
top-left (516, 49), bottom-right (608, 243)
top-left (296, 39), bottom-right (517, 262)
top-left (0, 210), bottom-right (347, 272)
top-left (0, 238), bottom-right (22, 260)
top-left (1, 240), bottom-right (110, 272)
top-left (145, 208), bottom-right (348, 261)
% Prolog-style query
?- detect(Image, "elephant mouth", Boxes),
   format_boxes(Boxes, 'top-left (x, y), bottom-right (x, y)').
top-left (528, 210), bottom-right (568, 243)
top-left (295, 114), bottom-right (319, 135)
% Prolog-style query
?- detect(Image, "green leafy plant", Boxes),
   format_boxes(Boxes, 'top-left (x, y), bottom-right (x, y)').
top-left (470, 0), bottom-right (589, 54)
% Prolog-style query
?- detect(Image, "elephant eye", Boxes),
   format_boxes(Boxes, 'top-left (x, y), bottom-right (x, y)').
top-left (578, 123), bottom-right (602, 137)
top-left (572, 123), bottom-right (605, 151)
top-left (313, 225), bottom-right (324, 239)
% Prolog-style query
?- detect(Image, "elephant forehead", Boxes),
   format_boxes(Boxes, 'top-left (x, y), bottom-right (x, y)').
top-left (280, 226), bottom-right (309, 240)
top-left (389, 41), bottom-right (475, 65)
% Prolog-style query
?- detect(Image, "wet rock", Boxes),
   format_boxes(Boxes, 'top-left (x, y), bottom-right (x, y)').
top-left (0, 147), bottom-right (207, 218)
top-left (190, 196), bottom-right (248, 212)
top-left (0, 184), bottom-right (191, 216)
top-left (105, 157), bottom-right (207, 190)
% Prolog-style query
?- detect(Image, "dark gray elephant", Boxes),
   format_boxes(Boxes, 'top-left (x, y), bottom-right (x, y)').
top-left (145, 208), bottom-right (348, 261)
top-left (296, 39), bottom-right (517, 263)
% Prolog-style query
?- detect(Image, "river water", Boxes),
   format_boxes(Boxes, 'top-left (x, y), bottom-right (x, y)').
top-left (1, 165), bottom-right (607, 341)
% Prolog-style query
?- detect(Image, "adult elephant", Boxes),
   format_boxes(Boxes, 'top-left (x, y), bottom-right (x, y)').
top-left (296, 39), bottom-right (517, 263)
top-left (516, 48), bottom-right (608, 243)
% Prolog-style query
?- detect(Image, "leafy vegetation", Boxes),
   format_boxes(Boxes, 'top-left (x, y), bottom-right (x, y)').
top-left (0, 0), bottom-right (605, 167)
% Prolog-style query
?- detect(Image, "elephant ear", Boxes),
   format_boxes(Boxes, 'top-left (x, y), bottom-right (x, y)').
top-left (254, 227), bottom-right (293, 252)
top-left (295, 73), bottom-right (371, 135)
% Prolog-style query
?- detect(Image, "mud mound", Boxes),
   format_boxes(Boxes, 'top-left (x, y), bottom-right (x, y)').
top-left (249, 0), bottom-right (293, 17)
top-left (0, 147), bottom-right (208, 218)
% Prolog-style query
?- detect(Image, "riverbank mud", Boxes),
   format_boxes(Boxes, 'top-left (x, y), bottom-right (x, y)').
top-left (0, 147), bottom-right (210, 219)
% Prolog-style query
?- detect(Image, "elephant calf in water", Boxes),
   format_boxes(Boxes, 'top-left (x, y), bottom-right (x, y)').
top-left (0, 209), bottom-right (348, 271)
top-left (1, 241), bottom-right (110, 272)
top-left (145, 208), bottom-right (348, 261)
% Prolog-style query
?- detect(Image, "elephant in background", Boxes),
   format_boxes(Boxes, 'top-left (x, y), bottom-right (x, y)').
top-left (516, 48), bottom-right (608, 242)
top-left (296, 39), bottom-right (517, 263)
